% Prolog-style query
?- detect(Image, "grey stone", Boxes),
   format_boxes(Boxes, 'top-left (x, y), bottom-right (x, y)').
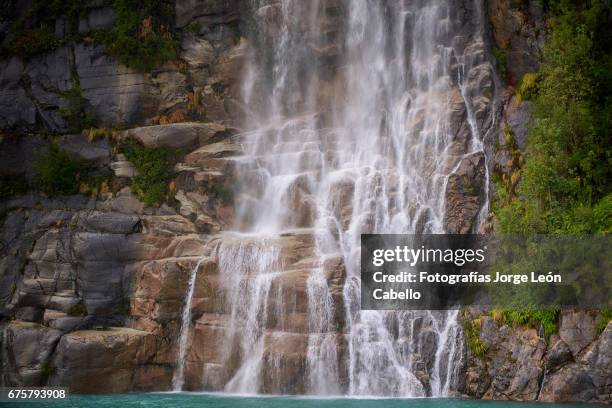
top-left (78, 211), bottom-right (141, 234)
top-left (0, 57), bottom-right (37, 130)
top-left (23, 46), bottom-right (74, 132)
top-left (181, 35), bottom-right (215, 69)
top-left (546, 335), bottom-right (573, 372)
top-left (56, 134), bottom-right (112, 165)
top-left (540, 364), bottom-right (597, 403)
top-left (175, 0), bottom-right (240, 28)
top-left (122, 122), bottom-right (219, 149)
top-left (559, 311), bottom-right (597, 357)
top-left (14, 307), bottom-right (44, 323)
top-left (75, 44), bottom-right (146, 127)
top-left (1, 321), bottom-right (62, 386)
top-left (78, 8), bottom-right (116, 33)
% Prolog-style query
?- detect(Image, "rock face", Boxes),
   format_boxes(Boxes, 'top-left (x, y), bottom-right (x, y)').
top-left (462, 310), bottom-right (612, 404)
top-left (488, 0), bottom-right (546, 84)
top-left (0, 1), bottom-right (241, 133)
top-left (444, 152), bottom-right (487, 234)
top-left (49, 327), bottom-right (165, 393)
top-left (0, 0), bottom-right (609, 404)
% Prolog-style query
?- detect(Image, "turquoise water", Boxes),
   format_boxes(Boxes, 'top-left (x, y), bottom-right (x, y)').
top-left (1, 394), bottom-right (598, 408)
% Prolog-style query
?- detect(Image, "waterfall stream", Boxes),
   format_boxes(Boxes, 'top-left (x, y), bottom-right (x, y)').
top-left (172, 257), bottom-right (206, 391)
top-left (177, 0), bottom-right (493, 396)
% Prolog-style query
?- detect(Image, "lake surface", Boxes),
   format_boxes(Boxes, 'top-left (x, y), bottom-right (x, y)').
top-left (4, 393), bottom-right (600, 408)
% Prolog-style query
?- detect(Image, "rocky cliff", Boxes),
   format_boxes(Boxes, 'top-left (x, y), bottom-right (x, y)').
top-left (0, 0), bottom-right (609, 403)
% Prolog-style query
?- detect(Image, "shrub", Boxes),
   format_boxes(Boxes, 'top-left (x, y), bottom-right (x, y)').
top-left (493, 47), bottom-right (508, 83)
top-left (494, 1), bottom-right (612, 235)
top-left (121, 140), bottom-right (172, 206)
top-left (464, 319), bottom-right (487, 359)
top-left (597, 309), bottom-right (612, 335)
top-left (35, 144), bottom-right (90, 196)
top-left (3, 0), bottom-right (84, 58)
top-left (59, 85), bottom-right (96, 132)
top-left (99, 0), bottom-right (177, 71)
top-left (7, 28), bottom-right (62, 58)
top-left (515, 72), bottom-right (540, 103)
top-left (497, 309), bottom-right (559, 337)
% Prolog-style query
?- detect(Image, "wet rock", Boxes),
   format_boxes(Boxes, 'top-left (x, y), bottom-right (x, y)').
top-left (261, 332), bottom-right (309, 394)
top-left (443, 152), bottom-right (486, 234)
top-left (181, 35), bottom-right (215, 69)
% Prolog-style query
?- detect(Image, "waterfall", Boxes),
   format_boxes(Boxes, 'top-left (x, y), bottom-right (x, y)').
top-left (173, 257), bottom-right (206, 391)
top-left (182, 0), bottom-right (492, 396)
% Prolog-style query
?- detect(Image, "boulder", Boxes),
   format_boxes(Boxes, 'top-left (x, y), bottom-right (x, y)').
top-left (122, 122), bottom-right (225, 149)
top-left (1, 321), bottom-right (62, 386)
top-left (539, 364), bottom-right (597, 403)
top-left (75, 211), bottom-right (141, 235)
top-left (48, 327), bottom-right (168, 393)
top-left (559, 311), bottom-right (597, 357)
top-left (545, 335), bottom-right (573, 372)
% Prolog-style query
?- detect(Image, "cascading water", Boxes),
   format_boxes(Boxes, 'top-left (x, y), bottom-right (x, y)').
top-left (173, 257), bottom-right (207, 391)
top-left (178, 0), bottom-right (493, 396)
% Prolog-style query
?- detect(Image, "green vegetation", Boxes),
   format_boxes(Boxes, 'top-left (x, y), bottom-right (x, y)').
top-left (493, 47), bottom-right (508, 83)
top-left (35, 144), bottom-right (90, 196)
top-left (494, 0), bottom-right (612, 235)
top-left (597, 309), bottom-right (612, 335)
top-left (515, 72), bottom-right (540, 103)
top-left (2, 0), bottom-right (84, 58)
top-left (492, 1), bottom-right (612, 328)
top-left (59, 83), bottom-right (96, 133)
top-left (98, 0), bottom-right (177, 71)
top-left (464, 318), bottom-right (487, 359)
top-left (2, 0), bottom-right (176, 71)
top-left (7, 28), bottom-right (62, 58)
top-left (491, 309), bottom-right (559, 337)
top-left (120, 140), bottom-right (172, 206)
